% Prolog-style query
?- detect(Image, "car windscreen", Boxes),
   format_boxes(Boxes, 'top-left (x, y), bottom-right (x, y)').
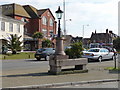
top-left (43, 48), bottom-right (53, 51)
top-left (88, 49), bottom-right (99, 52)
top-left (37, 48), bottom-right (44, 52)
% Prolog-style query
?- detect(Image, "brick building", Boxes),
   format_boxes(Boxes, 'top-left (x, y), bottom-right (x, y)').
top-left (90, 29), bottom-right (118, 47)
top-left (2, 3), bottom-right (57, 50)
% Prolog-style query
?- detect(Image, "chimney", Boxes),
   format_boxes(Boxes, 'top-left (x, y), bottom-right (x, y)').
top-left (109, 31), bottom-right (113, 34)
top-left (95, 30), bottom-right (96, 34)
top-left (106, 29), bottom-right (108, 33)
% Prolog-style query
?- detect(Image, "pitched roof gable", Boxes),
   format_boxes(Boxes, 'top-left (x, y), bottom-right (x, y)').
top-left (37, 9), bottom-right (48, 16)
top-left (14, 3), bottom-right (31, 18)
top-left (2, 3), bottom-right (55, 19)
top-left (91, 33), bottom-right (108, 38)
top-left (2, 3), bottom-right (31, 18)
top-left (37, 8), bottom-right (55, 19)
top-left (23, 5), bottom-right (39, 18)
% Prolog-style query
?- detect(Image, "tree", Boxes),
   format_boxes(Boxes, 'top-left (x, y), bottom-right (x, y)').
top-left (32, 32), bottom-right (43, 49)
top-left (42, 39), bottom-right (52, 48)
top-left (113, 37), bottom-right (120, 51)
top-left (32, 32), bottom-right (43, 39)
top-left (113, 37), bottom-right (120, 69)
top-left (7, 34), bottom-right (22, 54)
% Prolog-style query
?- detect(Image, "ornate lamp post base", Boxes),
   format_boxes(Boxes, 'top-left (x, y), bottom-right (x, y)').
top-left (53, 37), bottom-right (69, 60)
top-left (55, 37), bottom-right (66, 55)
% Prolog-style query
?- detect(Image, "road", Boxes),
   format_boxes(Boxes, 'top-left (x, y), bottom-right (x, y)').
top-left (2, 56), bottom-right (119, 75)
top-left (2, 59), bottom-right (117, 72)
top-left (2, 59), bottom-right (49, 71)
top-left (2, 54), bottom-right (119, 71)
top-left (1, 54), bottom-right (119, 88)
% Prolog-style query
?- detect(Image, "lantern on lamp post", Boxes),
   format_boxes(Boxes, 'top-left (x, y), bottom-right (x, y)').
top-left (55, 6), bottom-right (65, 55)
top-left (55, 6), bottom-right (63, 37)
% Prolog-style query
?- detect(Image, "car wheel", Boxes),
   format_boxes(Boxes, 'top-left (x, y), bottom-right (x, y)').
top-left (45, 55), bottom-right (50, 61)
top-left (88, 58), bottom-right (91, 62)
top-left (98, 56), bottom-right (102, 62)
top-left (37, 58), bottom-right (41, 61)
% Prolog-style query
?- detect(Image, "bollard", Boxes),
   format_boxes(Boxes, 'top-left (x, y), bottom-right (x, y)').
top-left (114, 55), bottom-right (117, 69)
top-left (3, 56), bottom-right (6, 59)
top-left (28, 55), bottom-right (30, 58)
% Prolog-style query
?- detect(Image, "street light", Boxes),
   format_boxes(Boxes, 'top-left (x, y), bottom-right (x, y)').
top-left (83, 24), bottom-right (89, 38)
top-left (55, 6), bottom-right (65, 55)
top-left (64, 19), bottom-right (72, 36)
top-left (55, 6), bottom-right (63, 37)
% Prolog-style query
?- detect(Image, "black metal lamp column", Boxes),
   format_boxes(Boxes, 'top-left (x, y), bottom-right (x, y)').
top-left (55, 6), bottom-right (65, 55)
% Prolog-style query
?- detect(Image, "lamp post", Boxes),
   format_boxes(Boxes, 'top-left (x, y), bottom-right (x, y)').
top-left (55, 6), bottom-right (66, 55)
top-left (64, 19), bottom-right (72, 36)
top-left (82, 24), bottom-right (89, 38)
top-left (82, 24), bottom-right (89, 48)
top-left (55, 6), bottom-right (63, 37)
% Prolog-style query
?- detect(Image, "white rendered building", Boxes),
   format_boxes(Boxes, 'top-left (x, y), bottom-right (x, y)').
top-left (0, 15), bottom-right (25, 53)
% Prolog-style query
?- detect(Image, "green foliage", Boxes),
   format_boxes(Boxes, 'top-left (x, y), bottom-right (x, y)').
top-left (113, 37), bottom-right (120, 51)
top-left (7, 34), bottom-right (22, 54)
top-left (105, 67), bottom-right (120, 70)
top-left (65, 42), bottom-right (83, 59)
top-left (1, 52), bottom-right (35, 60)
top-left (32, 32), bottom-right (43, 39)
top-left (65, 48), bottom-right (73, 59)
top-left (42, 39), bottom-right (52, 48)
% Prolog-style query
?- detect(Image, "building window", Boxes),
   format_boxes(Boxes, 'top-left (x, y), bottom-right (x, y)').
top-left (9, 23), bottom-right (13, 32)
top-left (49, 30), bottom-right (53, 37)
top-left (1, 22), bottom-right (5, 31)
top-left (42, 29), bottom-right (47, 37)
top-left (24, 27), bottom-right (28, 34)
top-left (50, 18), bottom-right (53, 26)
top-left (42, 16), bottom-right (47, 25)
top-left (17, 24), bottom-right (20, 32)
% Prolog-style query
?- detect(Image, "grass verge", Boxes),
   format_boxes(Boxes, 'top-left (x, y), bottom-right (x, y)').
top-left (0, 52), bottom-right (35, 60)
top-left (105, 67), bottom-right (120, 70)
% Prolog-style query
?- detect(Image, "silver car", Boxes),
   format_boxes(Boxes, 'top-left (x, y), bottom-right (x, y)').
top-left (82, 48), bottom-right (115, 61)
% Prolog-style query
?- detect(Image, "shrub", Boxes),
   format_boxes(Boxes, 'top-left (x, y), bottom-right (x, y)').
top-left (42, 39), bottom-right (52, 48)
top-left (65, 42), bottom-right (83, 59)
top-left (113, 37), bottom-right (120, 51)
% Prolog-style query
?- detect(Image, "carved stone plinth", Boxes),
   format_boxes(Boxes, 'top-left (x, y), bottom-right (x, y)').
top-left (49, 58), bottom-right (88, 75)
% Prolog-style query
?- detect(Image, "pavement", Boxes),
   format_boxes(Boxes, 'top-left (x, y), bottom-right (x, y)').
top-left (2, 58), bottom-right (119, 89)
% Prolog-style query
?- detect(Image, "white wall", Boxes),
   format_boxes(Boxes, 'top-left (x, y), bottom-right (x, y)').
top-left (0, 16), bottom-right (24, 53)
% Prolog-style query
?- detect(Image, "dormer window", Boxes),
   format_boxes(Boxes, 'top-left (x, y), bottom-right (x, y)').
top-left (21, 17), bottom-right (28, 23)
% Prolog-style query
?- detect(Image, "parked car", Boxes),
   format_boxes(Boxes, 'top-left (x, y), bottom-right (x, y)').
top-left (103, 47), bottom-right (117, 56)
top-left (82, 48), bottom-right (88, 53)
top-left (7, 49), bottom-right (12, 53)
top-left (35, 48), bottom-right (55, 61)
top-left (82, 48), bottom-right (115, 61)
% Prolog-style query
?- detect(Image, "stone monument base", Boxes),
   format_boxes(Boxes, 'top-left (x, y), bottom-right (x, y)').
top-left (49, 57), bottom-right (88, 75)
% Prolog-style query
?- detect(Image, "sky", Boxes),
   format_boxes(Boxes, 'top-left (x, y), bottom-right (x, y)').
top-left (0, 0), bottom-right (119, 38)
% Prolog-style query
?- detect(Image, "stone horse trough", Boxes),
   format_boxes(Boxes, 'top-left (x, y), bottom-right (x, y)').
top-left (49, 55), bottom-right (88, 75)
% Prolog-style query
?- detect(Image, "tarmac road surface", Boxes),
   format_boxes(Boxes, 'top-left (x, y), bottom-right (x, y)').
top-left (1, 55), bottom-right (119, 88)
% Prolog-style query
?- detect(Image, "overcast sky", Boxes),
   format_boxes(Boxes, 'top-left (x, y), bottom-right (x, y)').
top-left (0, 0), bottom-right (119, 38)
